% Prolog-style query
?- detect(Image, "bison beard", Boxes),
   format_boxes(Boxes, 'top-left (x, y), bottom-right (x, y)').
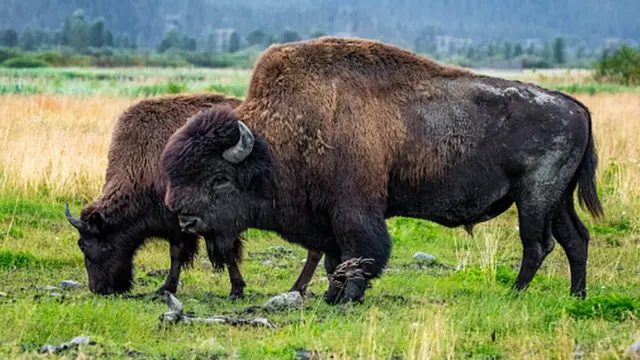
top-left (161, 37), bottom-right (604, 304)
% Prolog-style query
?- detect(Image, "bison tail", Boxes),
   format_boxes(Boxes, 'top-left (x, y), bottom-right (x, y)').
top-left (576, 106), bottom-right (604, 220)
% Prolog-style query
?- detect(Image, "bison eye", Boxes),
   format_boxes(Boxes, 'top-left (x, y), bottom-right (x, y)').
top-left (212, 175), bottom-right (228, 184)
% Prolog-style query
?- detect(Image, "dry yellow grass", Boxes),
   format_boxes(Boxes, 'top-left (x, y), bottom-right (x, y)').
top-left (0, 93), bottom-right (639, 208)
top-left (0, 95), bottom-right (136, 201)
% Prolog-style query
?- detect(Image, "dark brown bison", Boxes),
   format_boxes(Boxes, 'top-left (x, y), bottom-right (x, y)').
top-left (64, 93), bottom-right (322, 298)
top-left (161, 37), bottom-right (604, 304)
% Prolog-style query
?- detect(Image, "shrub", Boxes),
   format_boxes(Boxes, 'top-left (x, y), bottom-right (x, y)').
top-left (0, 250), bottom-right (35, 269)
top-left (0, 47), bottom-right (21, 63)
top-left (567, 294), bottom-right (639, 321)
top-left (593, 45), bottom-right (640, 85)
top-left (1, 55), bottom-right (48, 68)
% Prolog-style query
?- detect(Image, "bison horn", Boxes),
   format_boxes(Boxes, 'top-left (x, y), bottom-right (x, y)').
top-left (222, 121), bottom-right (254, 164)
top-left (65, 203), bottom-right (88, 232)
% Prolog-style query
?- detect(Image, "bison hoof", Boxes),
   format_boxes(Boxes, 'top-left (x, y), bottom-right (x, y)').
top-left (338, 279), bottom-right (367, 305)
top-left (228, 292), bottom-right (244, 301)
top-left (323, 284), bottom-right (344, 305)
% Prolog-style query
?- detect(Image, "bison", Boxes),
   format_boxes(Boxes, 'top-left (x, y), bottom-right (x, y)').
top-left (161, 37), bottom-right (604, 305)
top-left (64, 93), bottom-right (322, 298)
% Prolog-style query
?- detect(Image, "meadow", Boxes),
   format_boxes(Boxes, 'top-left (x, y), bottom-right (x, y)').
top-left (0, 67), bottom-right (639, 359)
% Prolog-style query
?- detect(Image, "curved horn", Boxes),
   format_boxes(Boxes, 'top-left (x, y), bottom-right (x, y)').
top-left (222, 121), bottom-right (255, 164)
top-left (65, 203), bottom-right (88, 232)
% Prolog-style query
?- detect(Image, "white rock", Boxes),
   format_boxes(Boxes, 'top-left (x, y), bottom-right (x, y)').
top-left (60, 280), bottom-right (84, 289)
top-left (0, 292), bottom-right (7, 297)
top-left (70, 336), bottom-right (91, 345)
top-left (625, 339), bottom-right (640, 360)
top-left (263, 291), bottom-right (303, 310)
top-left (413, 252), bottom-right (436, 263)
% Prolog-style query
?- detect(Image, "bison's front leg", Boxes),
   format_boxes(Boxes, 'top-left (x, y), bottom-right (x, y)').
top-left (289, 250), bottom-right (323, 295)
top-left (204, 234), bottom-right (246, 301)
top-left (157, 233), bottom-right (199, 294)
top-left (326, 209), bottom-right (391, 304)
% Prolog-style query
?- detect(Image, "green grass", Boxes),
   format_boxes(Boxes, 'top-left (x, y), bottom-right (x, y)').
top-left (0, 195), bottom-right (638, 359)
top-left (1, 67), bottom-right (639, 98)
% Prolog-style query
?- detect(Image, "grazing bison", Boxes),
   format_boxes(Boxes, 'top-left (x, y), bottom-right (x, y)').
top-left (161, 37), bottom-right (604, 305)
top-left (64, 93), bottom-right (323, 298)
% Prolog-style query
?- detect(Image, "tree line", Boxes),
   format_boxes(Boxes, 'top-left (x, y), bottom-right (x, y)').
top-left (0, 8), bottom-right (637, 75)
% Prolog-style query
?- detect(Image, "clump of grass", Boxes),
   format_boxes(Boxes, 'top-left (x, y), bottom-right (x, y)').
top-left (0, 250), bottom-right (35, 269)
top-left (207, 82), bottom-right (247, 97)
top-left (0, 83), bottom-right (42, 94)
top-left (567, 294), bottom-right (639, 321)
top-left (123, 81), bottom-right (188, 97)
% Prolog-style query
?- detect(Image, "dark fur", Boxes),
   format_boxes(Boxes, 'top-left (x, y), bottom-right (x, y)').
top-left (67, 94), bottom-right (246, 296)
top-left (162, 37), bottom-right (604, 304)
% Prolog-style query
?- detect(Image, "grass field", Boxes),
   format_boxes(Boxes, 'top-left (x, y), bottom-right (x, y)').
top-left (0, 67), bottom-right (639, 359)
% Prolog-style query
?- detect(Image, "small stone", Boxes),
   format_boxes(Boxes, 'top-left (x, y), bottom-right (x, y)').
top-left (41, 344), bottom-right (60, 353)
top-left (456, 263), bottom-right (465, 271)
top-left (625, 339), bottom-right (640, 360)
top-left (60, 280), bottom-right (84, 289)
top-left (413, 252), bottom-right (436, 263)
top-left (0, 292), bottom-right (7, 297)
top-left (147, 269), bottom-right (170, 277)
top-left (262, 260), bottom-right (274, 267)
top-left (263, 291), bottom-right (303, 310)
top-left (69, 336), bottom-right (91, 345)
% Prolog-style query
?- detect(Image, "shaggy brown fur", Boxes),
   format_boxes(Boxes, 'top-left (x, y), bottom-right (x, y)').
top-left (235, 36), bottom-right (476, 205)
top-left (68, 94), bottom-right (245, 295)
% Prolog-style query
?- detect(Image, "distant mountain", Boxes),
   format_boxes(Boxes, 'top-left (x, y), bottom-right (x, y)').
top-left (1, 0), bottom-right (638, 48)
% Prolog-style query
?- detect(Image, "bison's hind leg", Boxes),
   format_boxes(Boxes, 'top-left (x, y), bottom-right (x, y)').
top-left (551, 191), bottom-right (590, 298)
top-left (512, 153), bottom-right (581, 295)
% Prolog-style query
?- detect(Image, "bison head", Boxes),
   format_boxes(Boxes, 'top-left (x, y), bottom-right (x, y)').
top-left (65, 204), bottom-right (135, 295)
top-left (161, 108), bottom-right (274, 241)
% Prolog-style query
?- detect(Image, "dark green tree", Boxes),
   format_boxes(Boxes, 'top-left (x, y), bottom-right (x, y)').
top-left (279, 29), bottom-right (301, 43)
top-left (513, 43), bottom-right (523, 57)
top-left (246, 29), bottom-right (267, 46)
top-left (18, 27), bottom-right (36, 50)
top-left (503, 42), bottom-right (512, 59)
top-left (156, 29), bottom-right (181, 53)
top-left (487, 43), bottom-right (495, 57)
top-left (89, 18), bottom-right (105, 47)
top-left (181, 35), bottom-right (197, 51)
top-left (0, 28), bottom-right (18, 47)
top-left (103, 29), bottom-right (113, 47)
top-left (553, 37), bottom-right (565, 65)
top-left (228, 32), bottom-right (240, 52)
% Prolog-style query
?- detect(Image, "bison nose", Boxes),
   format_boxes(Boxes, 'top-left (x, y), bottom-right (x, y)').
top-left (178, 215), bottom-right (201, 234)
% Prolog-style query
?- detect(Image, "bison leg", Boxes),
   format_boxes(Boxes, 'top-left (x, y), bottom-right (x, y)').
top-left (289, 250), bottom-right (323, 295)
top-left (513, 207), bottom-right (555, 293)
top-left (157, 233), bottom-right (199, 294)
top-left (552, 194), bottom-right (590, 298)
top-left (204, 235), bottom-right (246, 301)
top-left (326, 210), bottom-right (391, 305)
